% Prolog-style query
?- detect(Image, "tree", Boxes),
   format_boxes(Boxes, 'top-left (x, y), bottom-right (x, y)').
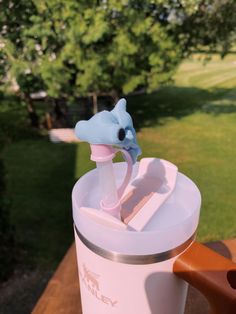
top-left (0, 1), bottom-right (41, 124)
top-left (171, 0), bottom-right (236, 56)
top-left (1, 0), bottom-right (236, 115)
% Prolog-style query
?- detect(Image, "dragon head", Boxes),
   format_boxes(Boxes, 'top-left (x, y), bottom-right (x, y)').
top-left (75, 98), bottom-right (141, 163)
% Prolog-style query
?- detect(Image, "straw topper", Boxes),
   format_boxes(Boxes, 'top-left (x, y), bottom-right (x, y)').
top-left (75, 99), bottom-right (178, 231)
top-left (75, 98), bottom-right (141, 164)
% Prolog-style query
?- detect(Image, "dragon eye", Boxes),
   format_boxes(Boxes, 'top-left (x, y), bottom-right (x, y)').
top-left (118, 128), bottom-right (125, 141)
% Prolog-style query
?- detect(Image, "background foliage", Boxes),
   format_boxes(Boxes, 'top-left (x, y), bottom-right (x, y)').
top-left (1, 0), bottom-right (236, 103)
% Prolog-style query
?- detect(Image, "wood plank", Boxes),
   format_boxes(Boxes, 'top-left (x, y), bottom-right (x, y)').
top-left (32, 244), bottom-right (81, 314)
top-left (33, 239), bottom-right (236, 314)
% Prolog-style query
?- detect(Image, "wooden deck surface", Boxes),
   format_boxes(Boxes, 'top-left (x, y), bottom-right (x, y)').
top-left (32, 239), bottom-right (236, 314)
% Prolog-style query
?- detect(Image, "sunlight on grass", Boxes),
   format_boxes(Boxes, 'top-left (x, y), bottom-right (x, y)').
top-left (138, 112), bottom-right (236, 242)
top-left (73, 53), bottom-right (236, 242)
top-left (174, 53), bottom-right (236, 89)
top-left (74, 103), bottom-right (236, 243)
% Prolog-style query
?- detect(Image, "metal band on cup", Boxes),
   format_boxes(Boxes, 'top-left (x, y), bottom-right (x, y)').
top-left (74, 223), bottom-right (196, 265)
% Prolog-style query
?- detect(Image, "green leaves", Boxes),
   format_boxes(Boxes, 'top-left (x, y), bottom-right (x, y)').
top-left (82, 10), bottom-right (109, 44)
top-left (123, 74), bottom-right (145, 94)
top-left (76, 56), bottom-right (102, 94)
top-left (1, 0), bottom-right (236, 100)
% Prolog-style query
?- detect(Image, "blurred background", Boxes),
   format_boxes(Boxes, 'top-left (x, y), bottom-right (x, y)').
top-left (0, 1), bottom-right (236, 313)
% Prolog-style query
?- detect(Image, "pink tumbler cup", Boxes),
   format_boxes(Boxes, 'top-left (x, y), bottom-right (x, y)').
top-left (72, 160), bottom-right (201, 314)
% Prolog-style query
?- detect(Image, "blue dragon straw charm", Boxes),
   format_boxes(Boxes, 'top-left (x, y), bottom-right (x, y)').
top-left (75, 98), bottom-right (141, 164)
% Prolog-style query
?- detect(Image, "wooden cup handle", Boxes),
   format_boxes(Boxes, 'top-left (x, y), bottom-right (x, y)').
top-left (173, 241), bottom-right (236, 314)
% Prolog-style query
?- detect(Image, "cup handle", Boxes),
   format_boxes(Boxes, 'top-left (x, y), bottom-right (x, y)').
top-left (173, 241), bottom-right (236, 314)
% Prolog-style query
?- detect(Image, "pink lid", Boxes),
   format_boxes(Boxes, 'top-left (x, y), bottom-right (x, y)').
top-left (72, 160), bottom-right (201, 255)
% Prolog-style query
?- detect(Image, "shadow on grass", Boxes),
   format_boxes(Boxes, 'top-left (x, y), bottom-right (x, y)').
top-left (1, 134), bottom-right (79, 314)
top-left (4, 138), bottom-right (77, 270)
top-left (126, 86), bottom-right (236, 129)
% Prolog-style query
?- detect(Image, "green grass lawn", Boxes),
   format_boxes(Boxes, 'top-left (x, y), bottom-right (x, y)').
top-left (3, 140), bottom-right (76, 269)
top-left (2, 53), bottom-right (236, 272)
top-left (76, 53), bottom-right (236, 242)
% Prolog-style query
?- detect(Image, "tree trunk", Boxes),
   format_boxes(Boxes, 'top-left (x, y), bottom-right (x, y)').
top-left (110, 90), bottom-right (120, 103)
top-left (27, 104), bottom-right (39, 128)
top-left (23, 93), bottom-right (39, 128)
top-left (92, 93), bottom-right (98, 114)
top-left (45, 112), bottom-right (52, 130)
